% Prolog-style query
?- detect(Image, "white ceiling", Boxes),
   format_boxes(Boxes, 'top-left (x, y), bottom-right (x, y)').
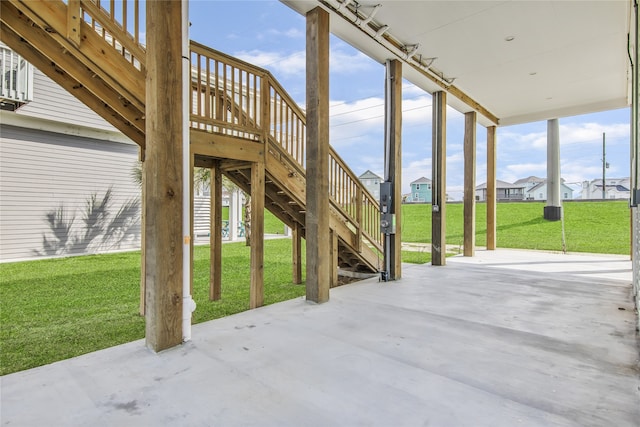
top-left (281, 0), bottom-right (632, 127)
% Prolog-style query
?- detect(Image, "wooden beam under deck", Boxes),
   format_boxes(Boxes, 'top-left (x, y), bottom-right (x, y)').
top-left (487, 126), bottom-right (497, 250)
top-left (210, 161), bottom-right (223, 301)
top-left (190, 130), bottom-right (264, 163)
top-left (305, 7), bottom-right (331, 303)
top-left (250, 162), bottom-right (265, 309)
top-left (432, 91), bottom-right (447, 266)
top-left (144, 0), bottom-right (183, 352)
top-left (463, 111), bottom-right (477, 257)
top-left (292, 223), bottom-right (303, 284)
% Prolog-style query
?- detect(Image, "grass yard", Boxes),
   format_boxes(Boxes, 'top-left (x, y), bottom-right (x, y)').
top-left (0, 201), bottom-right (629, 374)
top-left (0, 239), bottom-right (306, 375)
top-left (402, 200), bottom-right (630, 254)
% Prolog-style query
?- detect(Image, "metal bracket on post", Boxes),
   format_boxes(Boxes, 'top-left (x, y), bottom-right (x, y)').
top-left (380, 181), bottom-right (395, 281)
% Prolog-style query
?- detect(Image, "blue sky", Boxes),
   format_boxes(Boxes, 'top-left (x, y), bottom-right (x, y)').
top-left (188, 0), bottom-right (630, 200)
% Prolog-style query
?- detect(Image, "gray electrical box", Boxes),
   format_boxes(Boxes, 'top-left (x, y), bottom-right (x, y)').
top-left (380, 182), bottom-right (396, 234)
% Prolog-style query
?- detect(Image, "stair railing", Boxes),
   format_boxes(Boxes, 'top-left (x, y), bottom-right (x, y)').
top-left (187, 42), bottom-right (383, 254)
top-left (77, 0), bottom-right (146, 70)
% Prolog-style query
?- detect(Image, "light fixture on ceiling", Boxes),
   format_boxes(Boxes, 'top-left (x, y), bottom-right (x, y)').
top-left (505, 36), bottom-right (515, 42)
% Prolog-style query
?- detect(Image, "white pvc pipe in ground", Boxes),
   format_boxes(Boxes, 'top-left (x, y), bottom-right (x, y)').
top-left (182, 0), bottom-right (195, 342)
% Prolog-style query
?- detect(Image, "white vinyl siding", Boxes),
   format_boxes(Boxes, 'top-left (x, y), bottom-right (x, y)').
top-left (15, 69), bottom-right (117, 132)
top-left (0, 125), bottom-right (140, 261)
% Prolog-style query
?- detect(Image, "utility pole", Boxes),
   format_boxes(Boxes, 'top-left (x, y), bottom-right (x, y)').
top-left (602, 132), bottom-right (607, 199)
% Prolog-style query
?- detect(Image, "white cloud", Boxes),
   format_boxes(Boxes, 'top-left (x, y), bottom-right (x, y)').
top-left (234, 47), bottom-right (375, 78)
top-left (234, 50), bottom-right (305, 76)
top-left (267, 28), bottom-right (304, 38)
top-left (500, 122), bottom-right (630, 151)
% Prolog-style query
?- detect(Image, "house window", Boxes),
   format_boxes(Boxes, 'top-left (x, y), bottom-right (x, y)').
top-left (564, 193), bottom-right (568, 199)
top-left (426, 184), bottom-right (431, 190)
top-left (374, 180), bottom-right (378, 185)
top-left (539, 193), bottom-right (543, 199)
top-left (414, 193), bottom-right (419, 199)
top-left (416, 184), bottom-right (420, 190)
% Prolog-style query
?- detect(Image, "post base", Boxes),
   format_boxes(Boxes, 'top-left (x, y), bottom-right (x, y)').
top-left (543, 205), bottom-right (562, 221)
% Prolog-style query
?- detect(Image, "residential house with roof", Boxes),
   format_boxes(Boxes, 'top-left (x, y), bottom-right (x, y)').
top-left (526, 180), bottom-right (574, 201)
top-left (475, 180), bottom-right (525, 201)
top-left (407, 177), bottom-right (432, 203)
top-left (581, 178), bottom-right (631, 200)
top-left (358, 170), bottom-right (382, 200)
top-left (514, 176), bottom-right (574, 200)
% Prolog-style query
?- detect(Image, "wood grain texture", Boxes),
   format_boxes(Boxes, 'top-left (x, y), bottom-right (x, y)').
top-left (305, 7), bottom-right (330, 303)
top-left (144, 0), bottom-right (183, 351)
top-left (432, 91), bottom-right (447, 266)
top-left (487, 126), bottom-right (497, 250)
top-left (463, 111), bottom-right (476, 257)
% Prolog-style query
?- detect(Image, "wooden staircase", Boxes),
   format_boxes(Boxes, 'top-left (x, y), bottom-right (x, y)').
top-left (1, 0), bottom-right (383, 279)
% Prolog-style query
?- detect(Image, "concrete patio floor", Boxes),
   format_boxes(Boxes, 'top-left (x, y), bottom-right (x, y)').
top-left (1, 249), bottom-right (639, 426)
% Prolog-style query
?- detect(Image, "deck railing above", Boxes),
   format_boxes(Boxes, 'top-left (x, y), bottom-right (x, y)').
top-left (188, 42), bottom-right (383, 254)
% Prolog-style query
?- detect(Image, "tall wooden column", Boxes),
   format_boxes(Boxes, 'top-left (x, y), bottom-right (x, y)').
top-left (292, 223), bottom-right (302, 284)
top-left (383, 59), bottom-right (402, 279)
top-left (210, 160), bottom-right (222, 301)
top-left (250, 161), bottom-right (265, 309)
top-left (486, 126), bottom-right (497, 250)
top-left (144, 0), bottom-right (183, 351)
top-left (432, 91), bottom-right (447, 266)
top-left (305, 7), bottom-right (330, 303)
top-left (463, 111), bottom-right (477, 257)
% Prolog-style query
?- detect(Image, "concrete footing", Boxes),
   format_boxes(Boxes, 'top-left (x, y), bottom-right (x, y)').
top-left (544, 205), bottom-right (562, 221)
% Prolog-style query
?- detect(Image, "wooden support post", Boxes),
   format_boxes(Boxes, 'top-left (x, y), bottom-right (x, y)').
top-left (292, 222), bottom-right (303, 284)
top-left (330, 230), bottom-right (338, 288)
top-left (432, 91), bottom-right (447, 266)
top-left (487, 126), bottom-right (497, 250)
top-left (384, 59), bottom-right (402, 279)
top-left (463, 111), bottom-right (477, 257)
top-left (250, 161), bottom-right (265, 309)
top-left (210, 161), bottom-right (222, 301)
top-left (305, 7), bottom-right (330, 303)
top-left (66, 0), bottom-right (82, 47)
top-left (144, 0), bottom-right (184, 351)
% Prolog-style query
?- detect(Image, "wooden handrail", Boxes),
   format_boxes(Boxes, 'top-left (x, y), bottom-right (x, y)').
top-left (186, 41), bottom-right (383, 252)
top-left (80, 0), bottom-right (146, 70)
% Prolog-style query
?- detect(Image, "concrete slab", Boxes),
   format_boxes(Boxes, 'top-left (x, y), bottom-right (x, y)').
top-left (2, 250), bottom-right (639, 426)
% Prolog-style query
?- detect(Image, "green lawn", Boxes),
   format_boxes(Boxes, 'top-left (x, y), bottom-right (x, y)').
top-left (0, 201), bottom-right (630, 375)
top-left (402, 201), bottom-right (630, 254)
top-left (0, 239), bottom-right (306, 375)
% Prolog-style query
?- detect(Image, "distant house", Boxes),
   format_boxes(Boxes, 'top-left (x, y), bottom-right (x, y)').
top-left (581, 178), bottom-right (630, 200)
top-left (476, 180), bottom-right (525, 201)
top-left (526, 180), bottom-right (574, 201)
top-left (513, 176), bottom-right (545, 193)
top-left (358, 170), bottom-right (382, 199)
top-left (515, 176), bottom-right (573, 200)
top-left (408, 177), bottom-right (432, 203)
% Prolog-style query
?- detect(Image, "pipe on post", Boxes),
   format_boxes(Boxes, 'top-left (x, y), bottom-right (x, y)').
top-left (182, 0), bottom-right (195, 342)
